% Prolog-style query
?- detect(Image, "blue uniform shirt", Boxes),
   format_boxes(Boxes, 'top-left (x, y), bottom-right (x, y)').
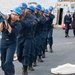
top-left (64, 15), bottom-right (72, 25)
top-left (46, 14), bottom-right (55, 30)
top-left (35, 14), bottom-right (46, 35)
top-left (19, 12), bottom-right (38, 37)
top-left (2, 18), bottom-right (21, 40)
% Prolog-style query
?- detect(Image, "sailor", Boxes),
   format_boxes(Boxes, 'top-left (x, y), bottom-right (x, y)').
top-left (72, 8), bottom-right (75, 37)
top-left (47, 6), bottom-right (55, 53)
top-left (0, 7), bottom-right (22, 75)
top-left (41, 9), bottom-right (49, 58)
top-left (64, 10), bottom-right (72, 37)
top-left (17, 3), bottom-right (38, 75)
top-left (35, 4), bottom-right (45, 62)
top-left (27, 5), bottom-right (38, 71)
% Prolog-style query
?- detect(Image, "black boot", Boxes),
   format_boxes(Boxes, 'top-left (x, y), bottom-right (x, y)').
top-left (38, 56), bottom-right (44, 62)
top-left (22, 65), bottom-right (28, 75)
top-left (33, 62), bottom-right (37, 67)
top-left (28, 65), bottom-right (34, 71)
top-left (42, 54), bottom-right (45, 58)
top-left (33, 58), bottom-right (37, 67)
top-left (42, 50), bottom-right (45, 58)
top-left (4, 72), bottom-right (14, 75)
top-left (45, 47), bottom-right (48, 52)
top-left (50, 44), bottom-right (53, 53)
top-left (67, 34), bottom-right (69, 37)
top-left (65, 33), bottom-right (67, 37)
top-left (45, 49), bottom-right (48, 52)
top-left (4, 72), bottom-right (8, 75)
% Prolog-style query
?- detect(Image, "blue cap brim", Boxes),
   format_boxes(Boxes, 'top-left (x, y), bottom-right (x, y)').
top-left (0, 16), bottom-right (4, 23)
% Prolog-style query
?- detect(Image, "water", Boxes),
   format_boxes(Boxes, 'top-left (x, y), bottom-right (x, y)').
top-left (0, 0), bottom-right (57, 14)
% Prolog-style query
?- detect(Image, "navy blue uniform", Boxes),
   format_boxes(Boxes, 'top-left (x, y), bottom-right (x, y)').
top-left (47, 14), bottom-right (55, 45)
top-left (40, 16), bottom-right (47, 56)
top-left (1, 18), bottom-right (21, 75)
top-left (72, 12), bottom-right (75, 36)
top-left (17, 12), bottom-right (38, 66)
top-left (64, 14), bottom-right (72, 36)
top-left (35, 14), bottom-right (46, 57)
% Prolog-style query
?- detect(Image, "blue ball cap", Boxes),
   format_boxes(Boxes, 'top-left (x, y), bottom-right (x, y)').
top-left (36, 4), bottom-right (42, 10)
top-left (11, 7), bottom-right (22, 15)
top-left (0, 15), bottom-right (4, 23)
top-left (27, 5), bottom-right (35, 12)
top-left (41, 7), bottom-right (45, 12)
top-left (49, 6), bottom-right (54, 11)
top-left (20, 2), bottom-right (27, 8)
top-left (44, 9), bottom-right (48, 13)
top-left (66, 10), bottom-right (70, 13)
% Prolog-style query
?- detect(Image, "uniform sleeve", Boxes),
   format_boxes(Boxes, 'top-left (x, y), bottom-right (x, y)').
top-left (70, 15), bottom-right (72, 24)
top-left (49, 14), bottom-right (55, 21)
top-left (27, 19), bottom-right (35, 26)
top-left (64, 16), bottom-right (66, 24)
top-left (20, 19), bottom-right (33, 27)
top-left (40, 16), bottom-right (46, 25)
top-left (32, 17), bottom-right (38, 25)
top-left (10, 21), bottom-right (22, 35)
top-left (29, 15), bottom-right (38, 25)
top-left (27, 18), bottom-right (38, 26)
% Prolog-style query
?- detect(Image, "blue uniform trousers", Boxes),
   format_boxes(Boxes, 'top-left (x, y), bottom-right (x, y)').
top-left (28, 38), bottom-right (35, 66)
top-left (72, 21), bottom-right (75, 36)
top-left (33, 37), bottom-right (38, 62)
top-left (48, 28), bottom-right (53, 45)
top-left (65, 24), bottom-right (70, 34)
top-left (41, 31), bottom-right (47, 54)
top-left (1, 39), bottom-right (16, 75)
top-left (35, 34), bottom-right (42, 56)
top-left (17, 36), bottom-right (35, 66)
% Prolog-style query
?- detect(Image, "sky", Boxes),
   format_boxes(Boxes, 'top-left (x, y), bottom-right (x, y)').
top-left (0, 0), bottom-right (57, 14)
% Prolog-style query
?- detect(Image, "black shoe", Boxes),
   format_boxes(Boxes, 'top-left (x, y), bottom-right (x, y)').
top-left (22, 65), bottom-right (28, 75)
top-left (22, 71), bottom-right (28, 75)
top-left (33, 62), bottom-right (37, 67)
top-left (45, 49), bottom-right (48, 52)
top-left (42, 54), bottom-right (45, 58)
top-left (67, 35), bottom-right (69, 37)
top-left (4, 72), bottom-right (8, 75)
top-left (50, 45), bottom-right (53, 53)
top-left (38, 58), bottom-right (44, 62)
top-left (50, 48), bottom-right (53, 53)
top-left (50, 50), bottom-right (53, 53)
top-left (65, 35), bottom-right (67, 37)
top-left (28, 66), bottom-right (34, 71)
top-left (65, 33), bottom-right (68, 38)
top-left (4, 72), bottom-right (13, 75)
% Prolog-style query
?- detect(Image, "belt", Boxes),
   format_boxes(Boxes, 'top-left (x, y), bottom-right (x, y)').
top-left (42, 30), bottom-right (46, 32)
top-left (66, 21), bottom-right (70, 22)
top-left (19, 33), bottom-right (32, 36)
top-left (2, 38), bottom-right (16, 40)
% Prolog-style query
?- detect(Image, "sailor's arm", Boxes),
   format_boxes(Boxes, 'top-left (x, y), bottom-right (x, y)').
top-left (4, 20), bottom-right (12, 33)
top-left (0, 22), bottom-right (4, 31)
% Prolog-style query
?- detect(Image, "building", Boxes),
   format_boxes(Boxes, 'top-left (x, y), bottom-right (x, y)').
top-left (54, 0), bottom-right (75, 25)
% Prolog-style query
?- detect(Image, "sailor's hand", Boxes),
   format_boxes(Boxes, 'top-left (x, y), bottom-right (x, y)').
top-left (46, 18), bottom-right (48, 21)
top-left (4, 20), bottom-right (8, 26)
top-left (33, 22), bottom-right (35, 25)
top-left (5, 15), bottom-right (10, 20)
top-left (37, 19), bottom-right (40, 22)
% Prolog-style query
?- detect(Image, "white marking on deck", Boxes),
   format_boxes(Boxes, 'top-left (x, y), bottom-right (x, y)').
top-left (54, 42), bottom-right (74, 46)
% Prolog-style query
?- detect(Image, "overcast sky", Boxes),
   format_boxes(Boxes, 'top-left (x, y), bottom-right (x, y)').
top-left (0, 0), bottom-right (57, 14)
